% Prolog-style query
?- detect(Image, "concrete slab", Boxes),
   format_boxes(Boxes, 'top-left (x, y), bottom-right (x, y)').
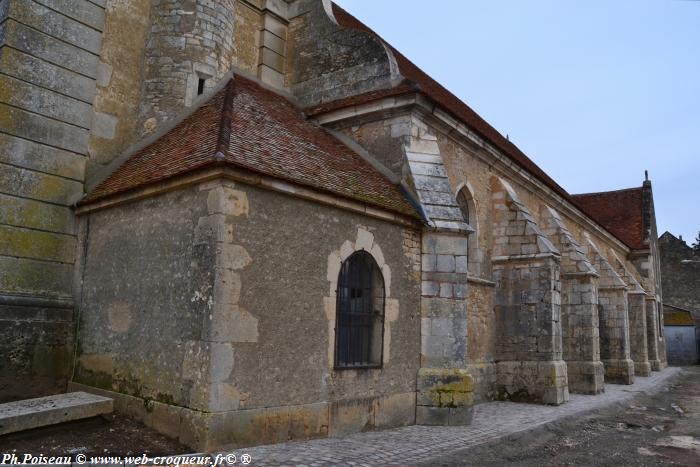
top-left (0, 392), bottom-right (113, 435)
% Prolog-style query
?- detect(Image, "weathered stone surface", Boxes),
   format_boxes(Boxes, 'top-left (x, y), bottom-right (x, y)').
top-left (5, 0), bottom-right (102, 54)
top-left (491, 178), bottom-right (568, 403)
top-left (646, 296), bottom-right (663, 371)
top-left (416, 368), bottom-right (474, 426)
top-left (629, 293), bottom-right (651, 376)
top-left (0, 392), bottom-right (112, 435)
top-left (541, 206), bottom-right (603, 394)
top-left (74, 179), bottom-right (421, 447)
top-left (0, 225), bottom-right (76, 263)
top-left (140, 0), bottom-right (236, 132)
top-left (287, 0), bottom-right (398, 108)
top-left (1, 19), bottom-right (99, 79)
top-left (0, 257), bottom-right (74, 297)
top-left (0, 297), bottom-right (73, 402)
top-left (583, 234), bottom-right (635, 384)
top-left (0, 134), bottom-right (86, 181)
top-left (0, 47), bottom-right (96, 103)
top-left (0, 103), bottom-right (89, 155)
top-left (0, 163), bottom-right (84, 205)
top-left (659, 232), bottom-right (700, 362)
top-left (0, 194), bottom-right (75, 235)
top-left (34, 0), bottom-right (105, 30)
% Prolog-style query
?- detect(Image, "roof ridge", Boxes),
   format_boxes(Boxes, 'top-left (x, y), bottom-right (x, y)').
top-left (572, 186), bottom-right (643, 197)
top-left (214, 78), bottom-right (236, 161)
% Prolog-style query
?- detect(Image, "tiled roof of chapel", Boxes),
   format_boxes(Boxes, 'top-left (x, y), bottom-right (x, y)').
top-left (81, 76), bottom-right (419, 219)
top-left (572, 187), bottom-right (646, 250)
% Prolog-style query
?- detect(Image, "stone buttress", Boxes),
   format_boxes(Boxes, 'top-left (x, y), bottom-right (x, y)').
top-left (542, 206), bottom-right (604, 394)
top-left (646, 295), bottom-right (663, 371)
top-left (610, 251), bottom-right (651, 377)
top-left (491, 178), bottom-right (569, 405)
top-left (404, 120), bottom-right (475, 425)
top-left (584, 234), bottom-right (635, 384)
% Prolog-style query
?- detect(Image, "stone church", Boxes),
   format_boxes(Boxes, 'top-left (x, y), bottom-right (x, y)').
top-left (1, 0), bottom-right (667, 451)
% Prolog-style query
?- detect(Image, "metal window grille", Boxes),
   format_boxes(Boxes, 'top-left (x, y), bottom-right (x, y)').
top-left (335, 251), bottom-right (385, 369)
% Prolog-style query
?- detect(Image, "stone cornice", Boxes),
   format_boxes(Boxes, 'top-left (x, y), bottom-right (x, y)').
top-left (75, 166), bottom-right (421, 228)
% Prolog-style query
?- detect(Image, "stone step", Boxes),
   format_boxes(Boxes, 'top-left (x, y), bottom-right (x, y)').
top-left (0, 391), bottom-right (113, 435)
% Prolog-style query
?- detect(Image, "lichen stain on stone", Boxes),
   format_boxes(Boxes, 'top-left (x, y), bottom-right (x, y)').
top-left (78, 353), bottom-right (115, 375)
top-left (247, 406), bottom-right (328, 444)
top-left (207, 186), bottom-right (249, 217)
top-left (107, 300), bottom-right (132, 332)
top-left (217, 243), bottom-right (252, 270)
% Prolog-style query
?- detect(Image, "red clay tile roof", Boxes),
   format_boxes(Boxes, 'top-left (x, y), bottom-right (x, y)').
top-left (82, 76), bottom-right (419, 218)
top-left (572, 188), bottom-right (646, 250)
top-left (329, 4), bottom-right (573, 203)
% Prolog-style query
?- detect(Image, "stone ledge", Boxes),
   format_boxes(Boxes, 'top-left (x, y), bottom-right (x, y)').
top-left (0, 391), bottom-right (112, 435)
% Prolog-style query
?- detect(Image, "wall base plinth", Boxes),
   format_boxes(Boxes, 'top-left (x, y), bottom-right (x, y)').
top-left (496, 360), bottom-right (569, 405)
top-left (69, 382), bottom-right (415, 450)
top-left (566, 360), bottom-right (605, 394)
top-left (633, 360), bottom-right (652, 377)
top-left (416, 368), bottom-right (474, 426)
top-left (602, 359), bottom-right (635, 384)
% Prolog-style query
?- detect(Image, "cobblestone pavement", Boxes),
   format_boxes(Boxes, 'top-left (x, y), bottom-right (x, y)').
top-left (239, 367), bottom-right (682, 466)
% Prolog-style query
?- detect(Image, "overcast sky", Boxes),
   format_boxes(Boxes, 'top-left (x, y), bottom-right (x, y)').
top-left (335, 0), bottom-right (700, 244)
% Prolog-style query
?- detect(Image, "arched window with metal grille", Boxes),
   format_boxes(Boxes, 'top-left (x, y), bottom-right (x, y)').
top-left (335, 251), bottom-right (385, 369)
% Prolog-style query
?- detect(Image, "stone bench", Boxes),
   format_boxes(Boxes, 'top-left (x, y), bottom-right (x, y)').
top-left (0, 392), bottom-right (113, 435)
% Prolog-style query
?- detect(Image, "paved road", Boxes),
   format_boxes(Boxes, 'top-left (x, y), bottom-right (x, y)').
top-left (240, 367), bottom-right (683, 466)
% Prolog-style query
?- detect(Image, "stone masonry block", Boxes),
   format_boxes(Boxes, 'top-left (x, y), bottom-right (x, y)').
top-left (436, 254), bottom-right (456, 272)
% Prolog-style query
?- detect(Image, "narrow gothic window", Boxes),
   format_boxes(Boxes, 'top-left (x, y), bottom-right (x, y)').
top-left (197, 78), bottom-right (206, 95)
top-left (335, 251), bottom-right (385, 368)
top-left (456, 188), bottom-right (471, 225)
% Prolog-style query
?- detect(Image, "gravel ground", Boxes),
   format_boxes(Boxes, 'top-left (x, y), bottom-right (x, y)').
top-left (0, 413), bottom-right (189, 458)
top-left (1, 368), bottom-right (698, 466)
top-left (418, 366), bottom-right (700, 466)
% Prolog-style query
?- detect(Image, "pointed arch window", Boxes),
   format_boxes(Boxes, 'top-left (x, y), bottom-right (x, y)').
top-left (335, 251), bottom-right (385, 369)
top-left (456, 187), bottom-right (473, 225)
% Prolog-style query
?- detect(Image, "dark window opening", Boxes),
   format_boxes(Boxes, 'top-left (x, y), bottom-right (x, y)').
top-left (456, 188), bottom-right (471, 225)
top-left (197, 78), bottom-right (206, 95)
top-left (335, 251), bottom-right (385, 369)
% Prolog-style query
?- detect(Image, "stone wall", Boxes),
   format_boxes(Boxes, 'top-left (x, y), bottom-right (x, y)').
top-left (73, 186), bottom-right (215, 412)
top-left (0, 0), bottom-right (105, 401)
top-left (85, 0), bottom-right (152, 179)
top-left (665, 326), bottom-right (698, 365)
top-left (491, 178), bottom-right (568, 405)
top-left (140, 0), bottom-right (237, 133)
top-left (646, 296), bottom-right (663, 370)
top-left (659, 233), bottom-right (700, 341)
top-left (541, 206), bottom-right (603, 394)
top-left (584, 235), bottom-right (635, 384)
top-left (286, 0), bottom-right (399, 107)
top-left (74, 179), bottom-right (421, 450)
